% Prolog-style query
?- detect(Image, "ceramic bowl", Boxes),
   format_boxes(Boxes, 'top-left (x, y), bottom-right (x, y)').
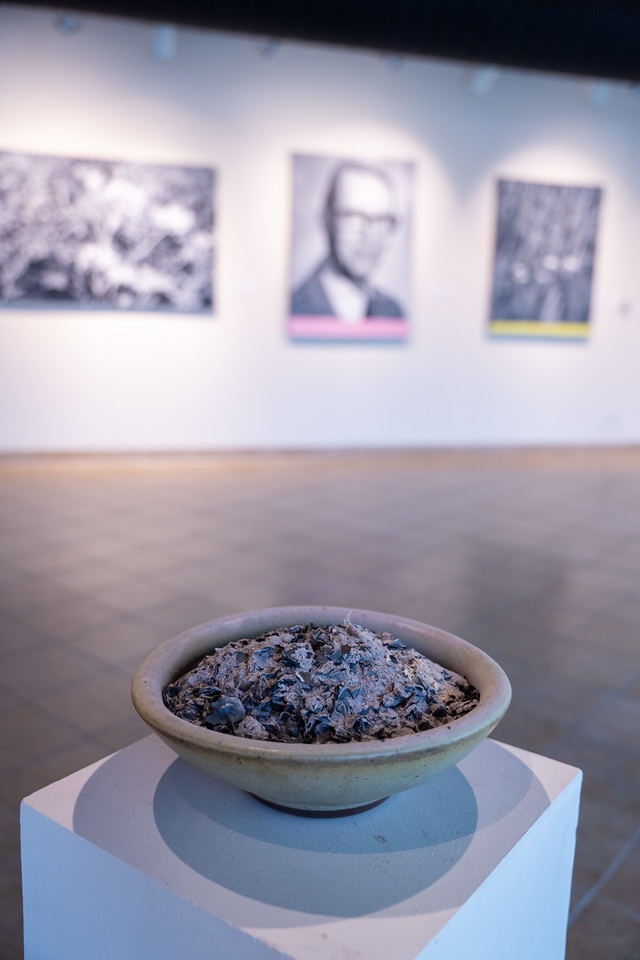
top-left (131, 605), bottom-right (511, 816)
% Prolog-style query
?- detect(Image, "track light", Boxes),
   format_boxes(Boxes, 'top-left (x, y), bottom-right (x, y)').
top-left (55, 14), bottom-right (81, 36)
top-left (152, 24), bottom-right (177, 62)
top-left (384, 54), bottom-right (403, 73)
top-left (258, 38), bottom-right (281, 59)
top-left (586, 80), bottom-right (611, 107)
top-left (468, 66), bottom-right (500, 97)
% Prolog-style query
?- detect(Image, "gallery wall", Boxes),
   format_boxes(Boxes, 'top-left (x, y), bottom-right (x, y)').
top-left (1, 3), bottom-right (639, 452)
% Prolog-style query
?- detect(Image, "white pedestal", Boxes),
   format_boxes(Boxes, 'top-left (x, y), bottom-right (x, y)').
top-left (21, 735), bottom-right (581, 960)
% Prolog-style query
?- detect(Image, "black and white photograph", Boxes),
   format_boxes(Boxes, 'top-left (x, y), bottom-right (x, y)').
top-left (289, 153), bottom-right (413, 341)
top-left (489, 178), bottom-right (602, 338)
top-left (0, 151), bottom-right (215, 312)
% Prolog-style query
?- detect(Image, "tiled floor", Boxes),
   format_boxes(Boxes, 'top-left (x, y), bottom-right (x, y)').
top-left (1, 448), bottom-right (640, 959)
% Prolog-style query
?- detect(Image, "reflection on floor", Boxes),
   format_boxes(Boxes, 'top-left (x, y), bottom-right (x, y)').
top-left (1, 449), bottom-right (639, 959)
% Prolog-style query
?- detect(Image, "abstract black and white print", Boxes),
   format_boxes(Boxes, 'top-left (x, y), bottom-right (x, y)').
top-left (0, 151), bottom-right (215, 312)
top-left (489, 178), bottom-right (602, 338)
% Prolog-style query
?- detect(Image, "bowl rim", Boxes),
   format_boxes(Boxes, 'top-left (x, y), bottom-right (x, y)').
top-left (131, 605), bottom-right (511, 762)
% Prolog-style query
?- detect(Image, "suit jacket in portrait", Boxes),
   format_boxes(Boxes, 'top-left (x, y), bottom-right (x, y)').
top-left (291, 262), bottom-right (404, 318)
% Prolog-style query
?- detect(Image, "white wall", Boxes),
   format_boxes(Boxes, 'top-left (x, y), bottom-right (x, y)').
top-left (1, 4), bottom-right (639, 452)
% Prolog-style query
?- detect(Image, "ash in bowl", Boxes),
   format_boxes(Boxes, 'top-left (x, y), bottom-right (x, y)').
top-left (163, 621), bottom-right (479, 744)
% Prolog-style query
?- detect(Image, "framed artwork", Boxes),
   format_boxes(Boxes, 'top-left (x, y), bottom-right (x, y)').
top-left (0, 151), bottom-right (215, 313)
top-left (489, 178), bottom-right (602, 339)
top-left (289, 153), bottom-right (413, 341)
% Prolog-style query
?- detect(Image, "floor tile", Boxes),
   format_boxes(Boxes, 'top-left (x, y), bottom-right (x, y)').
top-left (599, 831), bottom-right (640, 916)
top-left (0, 740), bottom-right (109, 809)
top-left (13, 595), bottom-right (118, 641)
top-left (0, 706), bottom-right (86, 771)
top-left (0, 863), bottom-right (23, 960)
top-left (65, 619), bottom-right (164, 668)
top-left (567, 894), bottom-right (640, 960)
top-left (0, 800), bottom-right (21, 864)
top-left (550, 733), bottom-right (640, 820)
top-left (89, 713), bottom-right (153, 754)
top-left (0, 616), bottom-right (46, 662)
top-left (571, 795), bottom-right (640, 894)
top-left (35, 671), bottom-right (137, 738)
top-left (582, 687), bottom-right (640, 755)
top-left (0, 645), bottom-right (101, 701)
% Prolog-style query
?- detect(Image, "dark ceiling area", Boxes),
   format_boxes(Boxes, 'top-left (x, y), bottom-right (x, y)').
top-left (16, 0), bottom-right (640, 83)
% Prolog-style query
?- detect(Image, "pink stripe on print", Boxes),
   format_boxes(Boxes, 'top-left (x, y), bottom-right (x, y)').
top-left (289, 316), bottom-right (408, 341)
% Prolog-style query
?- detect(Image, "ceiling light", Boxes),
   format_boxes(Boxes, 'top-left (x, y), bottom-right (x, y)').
top-left (152, 24), bottom-right (177, 62)
top-left (468, 66), bottom-right (500, 97)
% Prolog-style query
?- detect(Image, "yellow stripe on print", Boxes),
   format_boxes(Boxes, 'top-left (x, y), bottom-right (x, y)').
top-left (489, 321), bottom-right (590, 339)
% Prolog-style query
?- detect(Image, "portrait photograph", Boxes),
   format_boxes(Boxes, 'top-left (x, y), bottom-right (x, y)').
top-left (489, 178), bottom-right (602, 339)
top-left (289, 153), bottom-right (413, 341)
top-left (0, 151), bottom-right (215, 313)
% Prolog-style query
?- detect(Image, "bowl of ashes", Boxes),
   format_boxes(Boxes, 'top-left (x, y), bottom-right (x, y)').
top-left (131, 605), bottom-right (511, 816)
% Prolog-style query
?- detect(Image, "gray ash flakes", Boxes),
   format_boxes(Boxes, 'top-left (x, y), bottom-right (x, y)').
top-left (163, 622), bottom-right (479, 744)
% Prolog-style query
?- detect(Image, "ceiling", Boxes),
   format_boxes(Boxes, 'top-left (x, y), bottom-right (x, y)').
top-left (17, 0), bottom-right (640, 83)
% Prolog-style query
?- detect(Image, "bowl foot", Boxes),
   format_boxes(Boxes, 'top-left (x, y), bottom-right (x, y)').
top-left (251, 795), bottom-right (387, 817)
